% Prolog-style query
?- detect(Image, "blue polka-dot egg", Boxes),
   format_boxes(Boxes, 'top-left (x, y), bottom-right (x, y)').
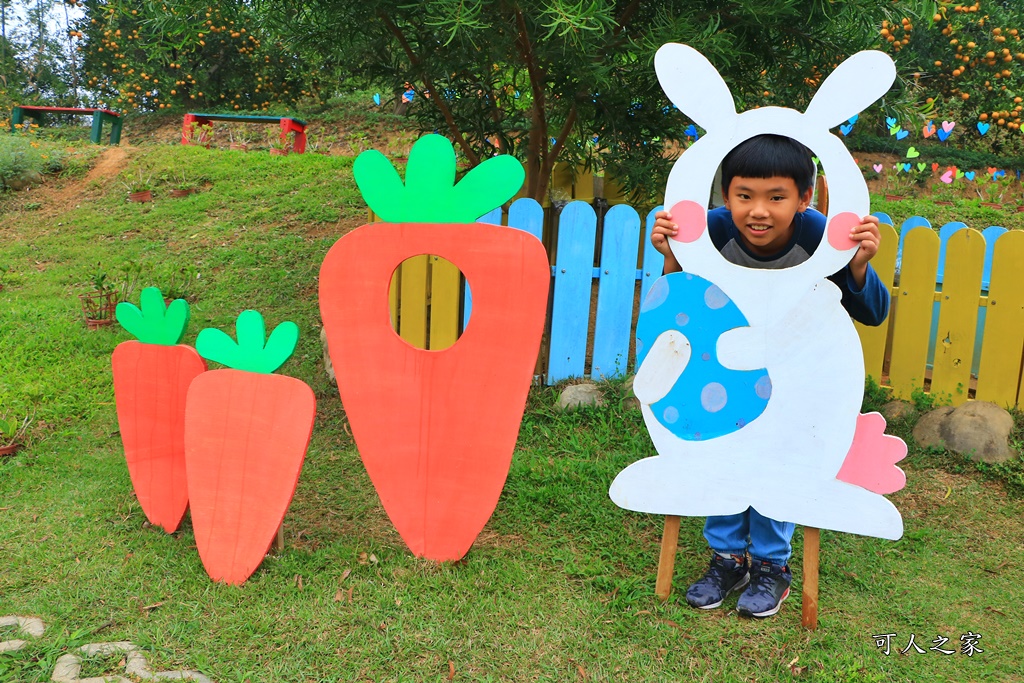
top-left (636, 273), bottom-right (772, 440)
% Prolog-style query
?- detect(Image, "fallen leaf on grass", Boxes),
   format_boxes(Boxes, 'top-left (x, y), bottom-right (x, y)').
top-left (333, 589), bottom-right (344, 603)
top-left (448, 660), bottom-right (455, 681)
top-left (141, 602), bottom-right (164, 612)
top-left (294, 574), bottom-right (303, 590)
top-left (340, 568), bottom-right (352, 582)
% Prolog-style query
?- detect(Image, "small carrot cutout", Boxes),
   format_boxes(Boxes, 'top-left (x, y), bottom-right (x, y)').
top-left (112, 287), bottom-right (206, 533)
top-left (184, 310), bottom-right (315, 585)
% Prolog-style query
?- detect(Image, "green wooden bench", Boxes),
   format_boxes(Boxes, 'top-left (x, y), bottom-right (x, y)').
top-left (10, 106), bottom-right (122, 144)
top-left (182, 113), bottom-right (308, 153)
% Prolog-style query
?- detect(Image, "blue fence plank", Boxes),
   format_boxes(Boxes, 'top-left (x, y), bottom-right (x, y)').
top-left (980, 225), bottom-right (1007, 290)
top-left (547, 201), bottom-right (598, 384)
top-left (508, 198), bottom-right (545, 242)
top-left (896, 215), bottom-right (931, 272)
top-left (591, 204), bottom-right (641, 380)
top-left (640, 206), bottom-right (666, 307)
top-left (935, 221), bottom-right (968, 285)
top-left (872, 211), bottom-right (893, 226)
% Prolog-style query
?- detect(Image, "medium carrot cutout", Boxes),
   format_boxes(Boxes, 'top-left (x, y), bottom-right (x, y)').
top-left (112, 286), bottom-right (206, 533)
top-left (184, 310), bottom-right (315, 585)
top-left (320, 134), bottom-right (550, 561)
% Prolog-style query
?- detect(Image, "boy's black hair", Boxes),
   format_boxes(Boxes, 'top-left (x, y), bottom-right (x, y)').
top-left (720, 134), bottom-right (816, 196)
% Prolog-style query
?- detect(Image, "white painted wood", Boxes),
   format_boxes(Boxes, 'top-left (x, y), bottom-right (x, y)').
top-left (633, 330), bottom-right (691, 405)
top-left (610, 46), bottom-right (905, 541)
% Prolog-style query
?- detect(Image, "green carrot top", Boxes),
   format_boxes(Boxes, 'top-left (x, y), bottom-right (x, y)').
top-left (354, 133), bottom-right (525, 223)
top-left (116, 286), bottom-right (190, 345)
top-left (195, 310), bottom-right (298, 374)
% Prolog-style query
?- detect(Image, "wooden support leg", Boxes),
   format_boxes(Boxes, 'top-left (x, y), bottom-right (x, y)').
top-left (802, 526), bottom-right (820, 630)
top-left (275, 523), bottom-right (285, 552)
top-left (655, 515), bottom-right (682, 601)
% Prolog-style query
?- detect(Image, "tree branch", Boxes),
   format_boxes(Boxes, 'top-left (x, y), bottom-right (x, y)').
top-left (515, 8), bottom-right (548, 199)
top-left (379, 11), bottom-right (479, 165)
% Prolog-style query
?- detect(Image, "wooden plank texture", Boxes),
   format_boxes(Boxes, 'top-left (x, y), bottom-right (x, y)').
top-left (640, 206), bottom-right (667, 307)
top-left (429, 256), bottom-right (461, 350)
top-left (398, 255), bottom-right (428, 348)
top-left (591, 204), bottom-right (641, 379)
top-left (855, 221), bottom-right (898, 382)
top-left (930, 229), bottom-right (985, 405)
top-left (976, 230), bottom-right (1024, 408)
top-left (547, 201), bottom-right (598, 383)
top-left (888, 227), bottom-right (939, 400)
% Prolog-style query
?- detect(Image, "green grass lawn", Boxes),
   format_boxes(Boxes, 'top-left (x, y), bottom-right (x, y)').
top-left (1, 133), bottom-right (1023, 682)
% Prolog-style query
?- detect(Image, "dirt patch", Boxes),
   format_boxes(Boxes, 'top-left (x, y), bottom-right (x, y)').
top-left (35, 146), bottom-right (129, 218)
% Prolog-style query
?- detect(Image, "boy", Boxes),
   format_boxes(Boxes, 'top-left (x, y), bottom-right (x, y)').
top-left (650, 134), bottom-right (889, 618)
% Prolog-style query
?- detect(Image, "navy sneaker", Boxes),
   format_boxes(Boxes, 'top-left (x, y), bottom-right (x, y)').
top-left (736, 559), bottom-right (792, 618)
top-left (685, 553), bottom-right (750, 609)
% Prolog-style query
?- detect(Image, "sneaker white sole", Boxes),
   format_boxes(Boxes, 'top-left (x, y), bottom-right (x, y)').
top-left (738, 586), bottom-right (790, 618)
top-left (688, 572), bottom-right (750, 610)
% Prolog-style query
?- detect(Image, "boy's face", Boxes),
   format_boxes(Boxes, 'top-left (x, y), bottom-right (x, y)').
top-left (723, 176), bottom-right (813, 257)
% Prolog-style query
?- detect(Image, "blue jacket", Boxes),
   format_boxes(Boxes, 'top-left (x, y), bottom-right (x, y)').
top-left (706, 206), bottom-right (890, 326)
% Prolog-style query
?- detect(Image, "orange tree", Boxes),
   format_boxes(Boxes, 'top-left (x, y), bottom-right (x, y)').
top-left (74, 0), bottom-right (320, 112)
top-left (269, 0), bottom-right (897, 204)
top-left (879, 0), bottom-right (1024, 152)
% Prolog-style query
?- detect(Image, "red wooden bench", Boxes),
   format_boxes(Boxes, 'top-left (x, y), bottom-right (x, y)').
top-left (182, 113), bottom-right (307, 153)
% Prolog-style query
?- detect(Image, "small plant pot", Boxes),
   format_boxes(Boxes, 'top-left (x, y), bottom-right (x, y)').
top-left (129, 190), bottom-right (153, 203)
top-left (884, 194), bottom-right (905, 201)
top-left (980, 202), bottom-right (1002, 209)
top-left (270, 148), bottom-right (289, 156)
top-left (80, 290), bottom-right (117, 330)
top-left (229, 143), bottom-right (248, 151)
top-left (0, 443), bottom-right (24, 457)
top-left (1015, 205), bottom-right (1024, 213)
top-left (169, 189), bottom-right (195, 198)
top-left (934, 200), bottom-right (954, 206)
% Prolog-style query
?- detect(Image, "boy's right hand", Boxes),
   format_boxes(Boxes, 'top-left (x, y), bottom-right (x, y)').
top-left (652, 210), bottom-right (682, 273)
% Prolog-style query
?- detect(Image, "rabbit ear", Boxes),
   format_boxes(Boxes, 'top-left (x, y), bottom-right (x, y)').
top-left (655, 43), bottom-right (736, 131)
top-left (804, 51), bottom-right (896, 129)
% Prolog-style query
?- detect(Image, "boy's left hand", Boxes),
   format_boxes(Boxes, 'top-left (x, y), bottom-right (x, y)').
top-left (848, 214), bottom-right (880, 287)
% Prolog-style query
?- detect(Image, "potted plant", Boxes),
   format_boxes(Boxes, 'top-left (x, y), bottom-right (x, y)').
top-left (121, 170), bottom-right (154, 203)
top-left (266, 129), bottom-right (291, 156)
top-left (0, 412), bottom-right (31, 457)
top-left (80, 267), bottom-right (118, 329)
top-left (186, 121), bottom-right (214, 148)
top-left (977, 176), bottom-right (1005, 209)
top-left (228, 127), bottom-right (251, 151)
top-left (157, 264), bottom-right (199, 303)
top-left (169, 172), bottom-right (199, 198)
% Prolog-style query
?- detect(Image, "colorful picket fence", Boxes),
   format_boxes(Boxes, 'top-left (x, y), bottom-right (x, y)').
top-left (384, 200), bottom-right (1024, 409)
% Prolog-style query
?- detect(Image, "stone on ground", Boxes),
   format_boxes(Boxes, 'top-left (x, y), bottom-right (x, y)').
top-left (556, 382), bottom-right (605, 411)
top-left (912, 401), bottom-right (1016, 464)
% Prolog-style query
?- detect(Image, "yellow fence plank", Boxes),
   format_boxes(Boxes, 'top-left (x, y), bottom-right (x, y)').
top-left (976, 230), bottom-right (1024, 409)
top-left (930, 229), bottom-right (986, 405)
top-left (398, 255), bottom-right (429, 348)
top-left (888, 227), bottom-right (940, 400)
top-left (856, 222), bottom-right (898, 382)
top-left (429, 256), bottom-right (461, 350)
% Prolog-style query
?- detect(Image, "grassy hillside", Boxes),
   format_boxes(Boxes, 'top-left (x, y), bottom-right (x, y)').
top-left (1, 119), bottom-right (1023, 682)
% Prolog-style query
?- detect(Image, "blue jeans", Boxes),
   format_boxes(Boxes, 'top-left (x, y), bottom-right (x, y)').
top-left (703, 507), bottom-right (794, 563)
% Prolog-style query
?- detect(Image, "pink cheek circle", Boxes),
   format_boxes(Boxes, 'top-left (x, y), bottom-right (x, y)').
top-left (827, 212), bottom-right (861, 251)
top-left (668, 200), bottom-right (707, 243)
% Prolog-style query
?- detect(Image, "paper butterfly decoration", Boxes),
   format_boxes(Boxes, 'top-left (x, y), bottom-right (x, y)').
top-left (609, 44), bottom-right (906, 541)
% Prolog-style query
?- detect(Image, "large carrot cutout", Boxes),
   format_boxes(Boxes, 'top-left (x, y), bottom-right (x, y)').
top-left (112, 287), bottom-right (206, 533)
top-left (320, 135), bottom-right (550, 561)
top-left (184, 310), bottom-right (315, 585)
